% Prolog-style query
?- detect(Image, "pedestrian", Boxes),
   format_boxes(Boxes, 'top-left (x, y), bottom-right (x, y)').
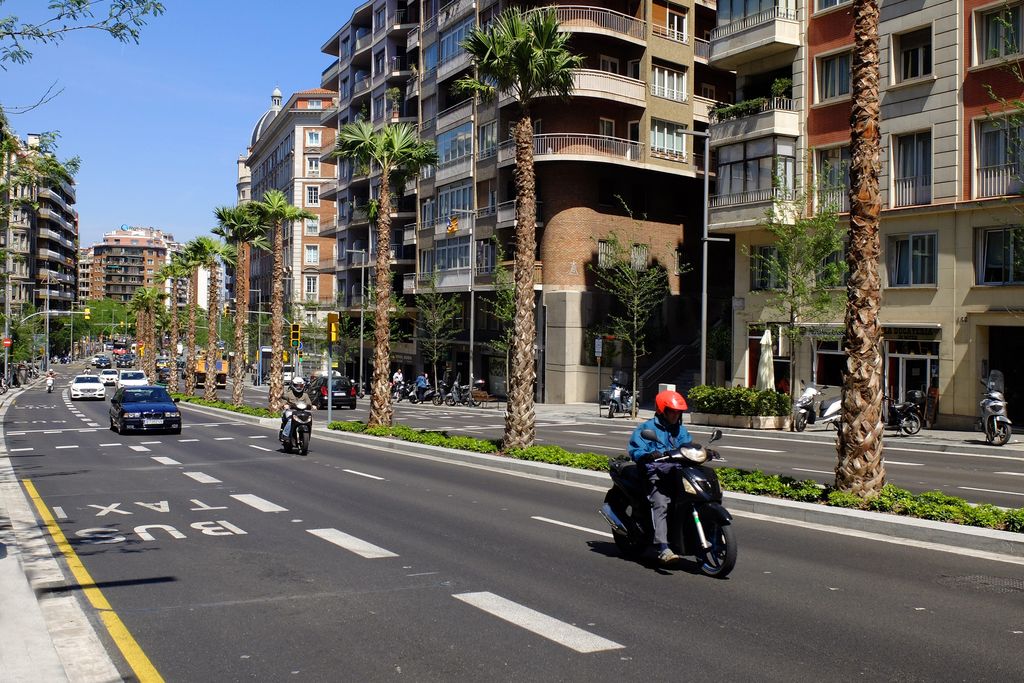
top-left (415, 371), bottom-right (428, 402)
top-left (392, 367), bottom-right (404, 387)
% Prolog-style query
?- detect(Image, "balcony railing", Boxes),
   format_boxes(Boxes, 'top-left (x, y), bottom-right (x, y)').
top-left (652, 24), bottom-right (688, 44)
top-left (437, 50), bottom-right (471, 81)
top-left (977, 163), bottom-right (1024, 198)
top-left (694, 37), bottom-right (711, 60)
top-left (533, 5), bottom-right (646, 41)
top-left (573, 69), bottom-right (646, 105)
top-left (892, 175), bottom-right (932, 207)
top-left (438, 0), bottom-right (474, 30)
top-left (408, 26), bottom-right (420, 49)
top-left (651, 84), bottom-right (687, 102)
top-left (710, 186), bottom-right (794, 208)
top-left (437, 99), bottom-right (473, 130)
top-left (710, 96), bottom-right (795, 123)
top-left (436, 155), bottom-right (473, 182)
top-left (499, 133), bottom-right (643, 165)
top-left (816, 187), bottom-right (850, 213)
top-left (711, 7), bottom-right (798, 40)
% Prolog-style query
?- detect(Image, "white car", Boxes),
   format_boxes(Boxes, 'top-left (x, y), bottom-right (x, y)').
top-left (99, 369), bottom-right (119, 386)
top-left (69, 374), bottom-right (105, 400)
top-left (116, 370), bottom-right (148, 390)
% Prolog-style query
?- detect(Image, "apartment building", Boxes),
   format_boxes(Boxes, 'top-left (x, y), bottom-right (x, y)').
top-left (84, 227), bottom-right (175, 303)
top-left (77, 247), bottom-right (94, 302)
top-left (2, 133), bottom-right (79, 315)
top-left (708, 0), bottom-right (1024, 426)
top-left (320, 0), bottom-right (734, 401)
top-left (245, 87), bottom-right (339, 324)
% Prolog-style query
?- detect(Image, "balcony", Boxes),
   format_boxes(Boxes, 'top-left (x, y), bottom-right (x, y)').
top-left (37, 206), bottom-right (75, 232)
top-left (353, 75), bottom-right (372, 96)
top-left (437, 50), bottom-right (472, 81)
top-left (709, 186), bottom-right (797, 231)
top-left (436, 155), bottom-right (473, 182)
top-left (320, 215), bottom-right (339, 236)
top-left (709, 97), bottom-right (799, 145)
top-left (437, 99), bottom-right (473, 131)
top-left (403, 272), bottom-right (417, 293)
top-left (320, 105), bottom-right (339, 126)
top-left (694, 37), bottom-right (711, 62)
top-left (320, 180), bottom-right (340, 200)
top-left (710, 7), bottom-right (800, 71)
top-left (892, 175), bottom-right (931, 208)
top-left (573, 69), bottom-right (646, 108)
top-left (652, 24), bottom-right (688, 44)
top-left (498, 134), bottom-right (643, 169)
top-left (496, 199), bottom-right (544, 228)
top-left (438, 0), bottom-right (474, 31)
top-left (321, 59), bottom-right (340, 89)
top-left (692, 95), bottom-right (715, 123)
top-left (816, 187), bottom-right (850, 214)
top-left (533, 5), bottom-right (646, 45)
top-left (37, 187), bottom-right (72, 213)
top-left (407, 26), bottom-right (420, 50)
top-left (403, 224), bottom-right (417, 246)
top-left (977, 164), bottom-right (1024, 198)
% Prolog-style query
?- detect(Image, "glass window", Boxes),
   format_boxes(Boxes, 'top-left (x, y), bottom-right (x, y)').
top-left (305, 218), bottom-right (319, 235)
top-left (716, 137), bottom-right (796, 198)
top-left (305, 245), bottom-right (319, 265)
top-left (435, 235), bottom-right (470, 270)
top-left (478, 121), bottom-right (497, 158)
top-left (306, 185), bottom-right (320, 207)
top-left (599, 118), bottom-right (615, 137)
top-left (437, 181), bottom-right (472, 218)
top-left (306, 130), bottom-right (321, 146)
top-left (439, 18), bottom-right (473, 63)
top-left (650, 119), bottom-right (687, 159)
top-left (887, 233), bottom-right (936, 286)
top-left (750, 245), bottom-right (782, 291)
top-left (652, 65), bottom-right (687, 102)
top-left (306, 275), bottom-right (318, 295)
top-left (898, 28), bottom-right (932, 81)
top-left (306, 157), bottom-right (320, 177)
top-left (308, 99), bottom-right (323, 110)
top-left (894, 132), bottom-right (932, 206)
top-left (817, 0), bottom-right (848, 9)
top-left (978, 226), bottom-right (1024, 284)
top-left (982, 5), bottom-right (1022, 60)
top-left (819, 52), bottom-right (851, 100)
top-left (437, 123), bottom-right (473, 164)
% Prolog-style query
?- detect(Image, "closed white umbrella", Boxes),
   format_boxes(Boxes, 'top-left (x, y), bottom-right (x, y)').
top-left (756, 329), bottom-right (775, 391)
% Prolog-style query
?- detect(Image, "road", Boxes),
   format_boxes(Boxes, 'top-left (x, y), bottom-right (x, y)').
top-left (7, 367), bottom-right (1024, 680)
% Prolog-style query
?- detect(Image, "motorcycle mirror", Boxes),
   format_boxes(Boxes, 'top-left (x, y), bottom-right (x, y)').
top-left (640, 429), bottom-right (658, 441)
top-left (709, 428), bottom-right (723, 443)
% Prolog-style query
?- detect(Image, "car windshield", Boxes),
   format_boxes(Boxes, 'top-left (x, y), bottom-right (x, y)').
top-left (121, 372), bottom-right (145, 380)
top-left (122, 388), bottom-right (172, 404)
top-left (74, 376), bottom-right (101, 384)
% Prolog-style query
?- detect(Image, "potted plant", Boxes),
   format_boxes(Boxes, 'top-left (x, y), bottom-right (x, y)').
top-left (386, 87), bottom-right (402, 121)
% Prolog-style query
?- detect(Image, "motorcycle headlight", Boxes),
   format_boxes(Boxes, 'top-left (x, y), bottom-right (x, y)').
top-left (680, 446), bottom-right (708, 464)
top-left (124, 412), bottom-right (141, 418)
top-left (682, 479), bottom-right (701, 495)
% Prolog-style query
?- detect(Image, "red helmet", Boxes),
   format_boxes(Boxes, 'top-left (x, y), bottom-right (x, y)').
top-left (655, 390), bottom-right (688, 413)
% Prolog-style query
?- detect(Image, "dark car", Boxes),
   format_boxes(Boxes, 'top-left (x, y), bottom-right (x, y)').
top-left (109, 386), bottom-right (182, 435)
top-left (115, 354), bottom-right (135, 368)
top-left (95, 356), bottom-right (112, 369)
top-left (306, 375), bottom-right (357, 410)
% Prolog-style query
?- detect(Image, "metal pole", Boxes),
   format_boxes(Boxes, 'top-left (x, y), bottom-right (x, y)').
top-left (700, 132), bottom-right (710, 387)
top-left (468, 219), bottom-right (475, 390)
top-left (3, 153), bottom-right (10, 383)
top-left (44, 276), bottom-right (50, 372)
top-left (257, 292), bottom-right (262, 386)
top-left (358, 251), bottom-right (366, 394)
top-left (69, 301), bottom-right (74, 361)
top-left (326, 332), bottom-right (333, 426)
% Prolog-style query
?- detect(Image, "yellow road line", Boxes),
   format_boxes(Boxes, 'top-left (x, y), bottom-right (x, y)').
top-left (22, 479), bottom-right (164, 683)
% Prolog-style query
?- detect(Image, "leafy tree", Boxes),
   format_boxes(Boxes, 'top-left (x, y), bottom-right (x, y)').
top-left (415, 271), bottom-right (461, 389)
top-left (588, 230), bottom-right (670, 418)
top-left (838, 0), bottom-right (887, 497)
top-left (0, 1), bottom-right (165, 69)
top-left (333, 121), bottom-right (436, 426)
top-left (747, 175), bottom-right (846, 416)
top-left (457, 7), bottom-right (583, 447)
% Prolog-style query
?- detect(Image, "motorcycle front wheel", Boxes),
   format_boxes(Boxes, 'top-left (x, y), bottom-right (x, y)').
top-left (992, 422), bottom-right (1012, 446)
top-left (445, 395), bottom-right (456, 406)
top-left (698, 521), bottom-right (737, 579)
top-left (794, 412), bottom-right (807, 432)
top-left (901, 414), bottom-right (922, 436)
top-left (298, 430), bottom-right (309, 455)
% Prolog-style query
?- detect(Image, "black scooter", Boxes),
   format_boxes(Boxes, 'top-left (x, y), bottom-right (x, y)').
top-left (598, 429), bottom-right (736, 578)
top-left (280, 401), bottom-right (312, 455)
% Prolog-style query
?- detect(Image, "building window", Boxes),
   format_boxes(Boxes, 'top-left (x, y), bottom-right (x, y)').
top-left (599, 118), bottom-right (615, 137)
top-left (375, 6), bottom-right (386, 31)
top-left (478, 121), bottom-right (497, 159)
top-left (373, 95), bottom-right (386, 121)
top-left (305, 244), bottom-right (319, 265)
top-left (306, 157), bottom-right (320, 177)
top-left (700, 83), bottom-right (716, 100)
top-left (650, 119), bottom-right (687, 159)
top-left (630, 243), bottom-right (650, 270)
top-left (305, 275), bottom-right (318, 297)
top-left (816, 0), bottom-right (849, 10)
top-left (305, 218), bottom-right (320, 235)
top-left (306, 185), bottom-right (320, 207)
top-left (651, 65), bottom-right (688, 102)
top-left (750, 245), bottom-right (782, 291)
top-left (896, 27), bottom-right (932, 82)
top-left (977, 117), bottom-right (1024, 198)
top-left (437, 122), bottom-right (473, 164)
top-left (893, 131), bottom-right (932, 207)
top-left (307, 99), bottom-right (323, 110)
top-left (437, 181), bottom-right (472, 218)
top-left (665, 5), bottom-right (687, 42)
top-left (476, 239), bottom-right (496, 273)
top-left (887, 233), bottom-right (936, 286)
top-left (717, 137), bottom-right (797, 199)
top-left (599, 54), bottom-right (619, 74)
top-left (816, 146), bottom-right (851, 211)
top-left (818, 52), bottom-right (851, 101)
top-left (981, 4), bottom-right (1022, 61)
top-left (978, 226), bottom-right (1024, 284)
top-left (439, 18), bottom-right (473, 63)
top-left (306, 130), bottom-right (321, 147)
top-left (435, 235), bottom-right (470, 270)
top-left (597, 240), bottom-right (613, 268)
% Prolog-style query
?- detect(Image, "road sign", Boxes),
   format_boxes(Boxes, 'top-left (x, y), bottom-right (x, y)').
top-left (594, 337), bottom-right (603, 358)
top-left (2, 338), bottom-right (10, 348)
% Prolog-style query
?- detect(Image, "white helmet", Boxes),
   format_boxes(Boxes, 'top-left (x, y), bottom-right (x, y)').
top-left (291, 376), bottom-right (306, 390)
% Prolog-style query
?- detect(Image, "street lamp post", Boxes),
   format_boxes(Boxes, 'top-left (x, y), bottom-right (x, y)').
top-left (249, 288), bottom-right (263, 385)
top-left (43, 274), bottom-right (52, 372)
top-left (345, 249), bottom-right (367, 393)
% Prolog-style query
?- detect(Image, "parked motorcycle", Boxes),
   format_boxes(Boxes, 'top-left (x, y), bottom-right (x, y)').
top-left (977, 370), bottom-right (1012, 446)
top-left (598, 428), bottom-right (736, 578)
top-left (431, 379), bottom-right (448, 406)
top-left (280, 401), bottom-right (312, 455)
top-left (792, 382), bottom-right (822, 432)
top-left (817, 391), bottom-right (842, 430)
top-left (884, 393), bottom-right (923, 436)
top-left (392, 381), bottom-right (417, 403)
top-left (444, 376), bottom-right (481, 407)
top-left (604, 383), bottom-right (634, 418)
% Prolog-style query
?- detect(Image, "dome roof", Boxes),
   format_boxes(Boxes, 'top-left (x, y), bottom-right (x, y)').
top-left (250, 87), bottom-right (284, 148)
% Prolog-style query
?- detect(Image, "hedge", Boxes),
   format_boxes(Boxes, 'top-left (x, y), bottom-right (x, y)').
top-left (686, 385), bottom-right (791, 417)
top-left (172, 394), bottom-right (279, 418)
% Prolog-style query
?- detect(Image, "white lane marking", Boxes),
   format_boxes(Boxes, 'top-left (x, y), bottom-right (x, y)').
top-left (214, 437), bottom-right (234, 441)
top-left (9, 447), bottom-right (33, 452)
top-left (78, 429), bottom-right (98, 433)
top-left (248, 435), bottom-right (267, 439)
top-left (183, 472), bottom-right (221, 484)
top-left (885, 460), bottom-right (925, 467)
top-left (995, 471), bottom-right (1024, 477)
top-left (99, 443), bottom-right (122, 447)
top-left (129, 445), bottom-right (150, 452)
top-left (531, 516), bottom-right (612, 538)
top-left (342, 469), bottom-right (385, 481)
top-left (564, 430), bottom-right (603, 436)
top-left (306, 528), bottom-right (398, 558)
top-left (52, 506), bottom-right (67, 519)
top-left (248, 444), bottom-right (272, 452)
top-left (84, 423), bottom-right (101, 427)
top-left (231, 494), bottom-right (287, 512)
top-left (55, 445), bottom-right (78, 450)
top-left (576, 443), bottom-right (620, 452)
top-left (6, 432), bottom-right (24, 435)
top-left (43, 430), bottom-right (60, 434)
top-left (452, 592), bottom-right (624, 653)
top-left (959, 486), bottom-right (1024, 497)
top-left (611, 430), bottom-right (634, 435)
top-left (722, 445), bottom-right (785, 453)
top-left (178, 439), bottom-right (199, 443)
top-left (152, 456), bottom-right (181, 465)
top-left (140, 441), bottom-right (161, 445)
top-left (794, 468), bottom-right (833, 475)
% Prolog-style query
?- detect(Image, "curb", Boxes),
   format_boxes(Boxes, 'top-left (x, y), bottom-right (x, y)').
top-left (176, 401), bottom-right (1024, 559)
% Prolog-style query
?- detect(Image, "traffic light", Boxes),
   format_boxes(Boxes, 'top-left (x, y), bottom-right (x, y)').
top-left (327, 312), bottom-right (340, 343)
top-left (83, 307), bottom-right (91, 321)
top-left (290, 323), bottom-right (301, 347)
top-left (446, 216), bottom-right (459, 234)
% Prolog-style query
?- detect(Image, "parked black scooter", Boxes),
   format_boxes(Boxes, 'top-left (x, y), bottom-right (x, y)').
top-left (598, 429), bottom-right (736, 578)
top-left (884, 392), bottom-right (923, 435)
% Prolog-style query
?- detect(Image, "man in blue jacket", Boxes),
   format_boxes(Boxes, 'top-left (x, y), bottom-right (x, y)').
top-left (628, 389), bottom-right (693, 564)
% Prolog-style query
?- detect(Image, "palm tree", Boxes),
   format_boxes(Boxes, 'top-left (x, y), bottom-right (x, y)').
top-left (156, 253), bottom-right (189, 394)
top-left (837, 0), bottom-right (887, 497)
top-left (180, 240), bottom-right (203, 396)
top-left (248, 189), bottom-right (316, 412)
top-left (333, 121), bottom-right (436, 427)
top-left (129, 286), bottom-right (163, 381)
top-left (213, 204), bottom-right (269, 406)
top-left (188, 236), bottom-right (235, 402)
top-left (456, 7), bottom-right (582, 448)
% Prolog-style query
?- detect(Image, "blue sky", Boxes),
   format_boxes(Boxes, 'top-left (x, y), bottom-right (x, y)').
top-left (2, 0), bottom-right (349, 247)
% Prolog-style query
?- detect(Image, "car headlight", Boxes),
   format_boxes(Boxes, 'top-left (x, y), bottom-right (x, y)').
top-left (124, 412), bottom-right (141, 418)
top-left (164, 411), bottom-right (179, 418)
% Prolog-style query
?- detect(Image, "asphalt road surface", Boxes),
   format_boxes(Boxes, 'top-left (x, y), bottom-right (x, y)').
top-left (7, 369), bottom-right (1024, 680)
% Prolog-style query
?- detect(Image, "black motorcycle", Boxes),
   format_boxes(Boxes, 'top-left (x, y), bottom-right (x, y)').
top-left (884, 393), bottom-right (923, 436)
top-left (280, 401), bottom-right (312, 455)
top-left (599, 429), bottom-right (736, 578)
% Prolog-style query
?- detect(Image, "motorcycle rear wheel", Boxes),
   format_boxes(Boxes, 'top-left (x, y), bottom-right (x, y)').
top-left (992, 422), bottom-right (1012, 446)
top-left (901, 414), bottom-right (922, 436)
top-left (604, 490), bottom-right (646, 559)
top-left (445, 395), bottom-right (456, 406)
top-left (794, 413), bottom-right (807, 432)
top-left (698, 522), bottom-right (737, 579)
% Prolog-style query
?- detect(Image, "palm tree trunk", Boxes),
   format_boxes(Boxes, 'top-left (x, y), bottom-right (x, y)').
top-left (231, 244), bottom-right (248, 406)
top-left (168, 282), bottom-right (179, 394)
top-left (837, 0), bottom-right (886, 496)
top-left (184, 272), bottom-right (198, 396)
top-left (146, 307), bottom-right (157, 381)
top-left (503, 113), bottom-right (538, 449)
top-left (269, 223), bottom-right (285, 412)
top-left (204, 264), bottom-right (220, 401)
top-left (368, 171), bottom-right (394, 427)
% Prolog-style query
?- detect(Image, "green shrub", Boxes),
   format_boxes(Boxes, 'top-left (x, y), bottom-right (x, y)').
top-left (865, 484), bottom-right (916, 514)
top-left (327, 420), bottom-right (367, 433)
top-left (1005, 508), bottom-right (1024, 533)
top-left (826, 490), bottom-right (865, 509)
top-left (505, 445), bottom-right (610, 472)
top-left (172, 394), bottom-right (279, 418)
top-left (685, 385), bottom-right (790, 416)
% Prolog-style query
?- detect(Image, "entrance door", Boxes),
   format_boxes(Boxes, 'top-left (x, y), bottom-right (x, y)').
top-left (989, 326), bottom-right (1024, 423)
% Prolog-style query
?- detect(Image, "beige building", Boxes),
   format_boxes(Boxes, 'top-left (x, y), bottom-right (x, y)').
top-left (708, 0), bottom-right (1024, 426)
top-left (82, 226), bottom-right (176, 303)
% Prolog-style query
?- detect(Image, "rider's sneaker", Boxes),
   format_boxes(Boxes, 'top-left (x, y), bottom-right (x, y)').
top-left (657, 547), bottom-right (681, 564)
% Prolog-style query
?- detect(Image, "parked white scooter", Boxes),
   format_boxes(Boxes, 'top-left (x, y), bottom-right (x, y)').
top-left (793, 382), bottom-right (822, 432)
top-left (817, 390), bottom-right (843, 429)
top-left (978, 370), bottom-right (1012, 446)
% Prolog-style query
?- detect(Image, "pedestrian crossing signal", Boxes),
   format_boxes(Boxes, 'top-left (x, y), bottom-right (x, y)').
top-left (84, 307), bottom-right (91, 320)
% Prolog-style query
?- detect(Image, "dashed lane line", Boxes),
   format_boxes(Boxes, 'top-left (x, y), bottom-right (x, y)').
top-left (576, 443), bottom-right (620, 452)
top-left (152, 456), bottom-right (181, 465)
top-left (140, 441), bottom-right (161, 445)
top-left (959, 486), bottom-right (1024, 497)
top-left (531, 516), bottom-right (612, 538)
top-left (249, 445), bottom-right (271, 452)
top-left (306, 528), bottom-right (397, 558)
top-left (342, 469), bottom-right (385, 481)
top-left (183, 472), bottom-right (221, 484)
top-left (55, 445), bottom-right (78, 450)
top-left (178, 439), bottom-right (199, 443)
top-left (214, 437), bottom-right (234, 441)
top-left (10, 447), bottom-right (33, 452)
top-left (231, 494), bottom-right (287, 512)
top-left (128, 445), bottom-right (150, 452)
top-left (99, 443), bottom-right (122, 447)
